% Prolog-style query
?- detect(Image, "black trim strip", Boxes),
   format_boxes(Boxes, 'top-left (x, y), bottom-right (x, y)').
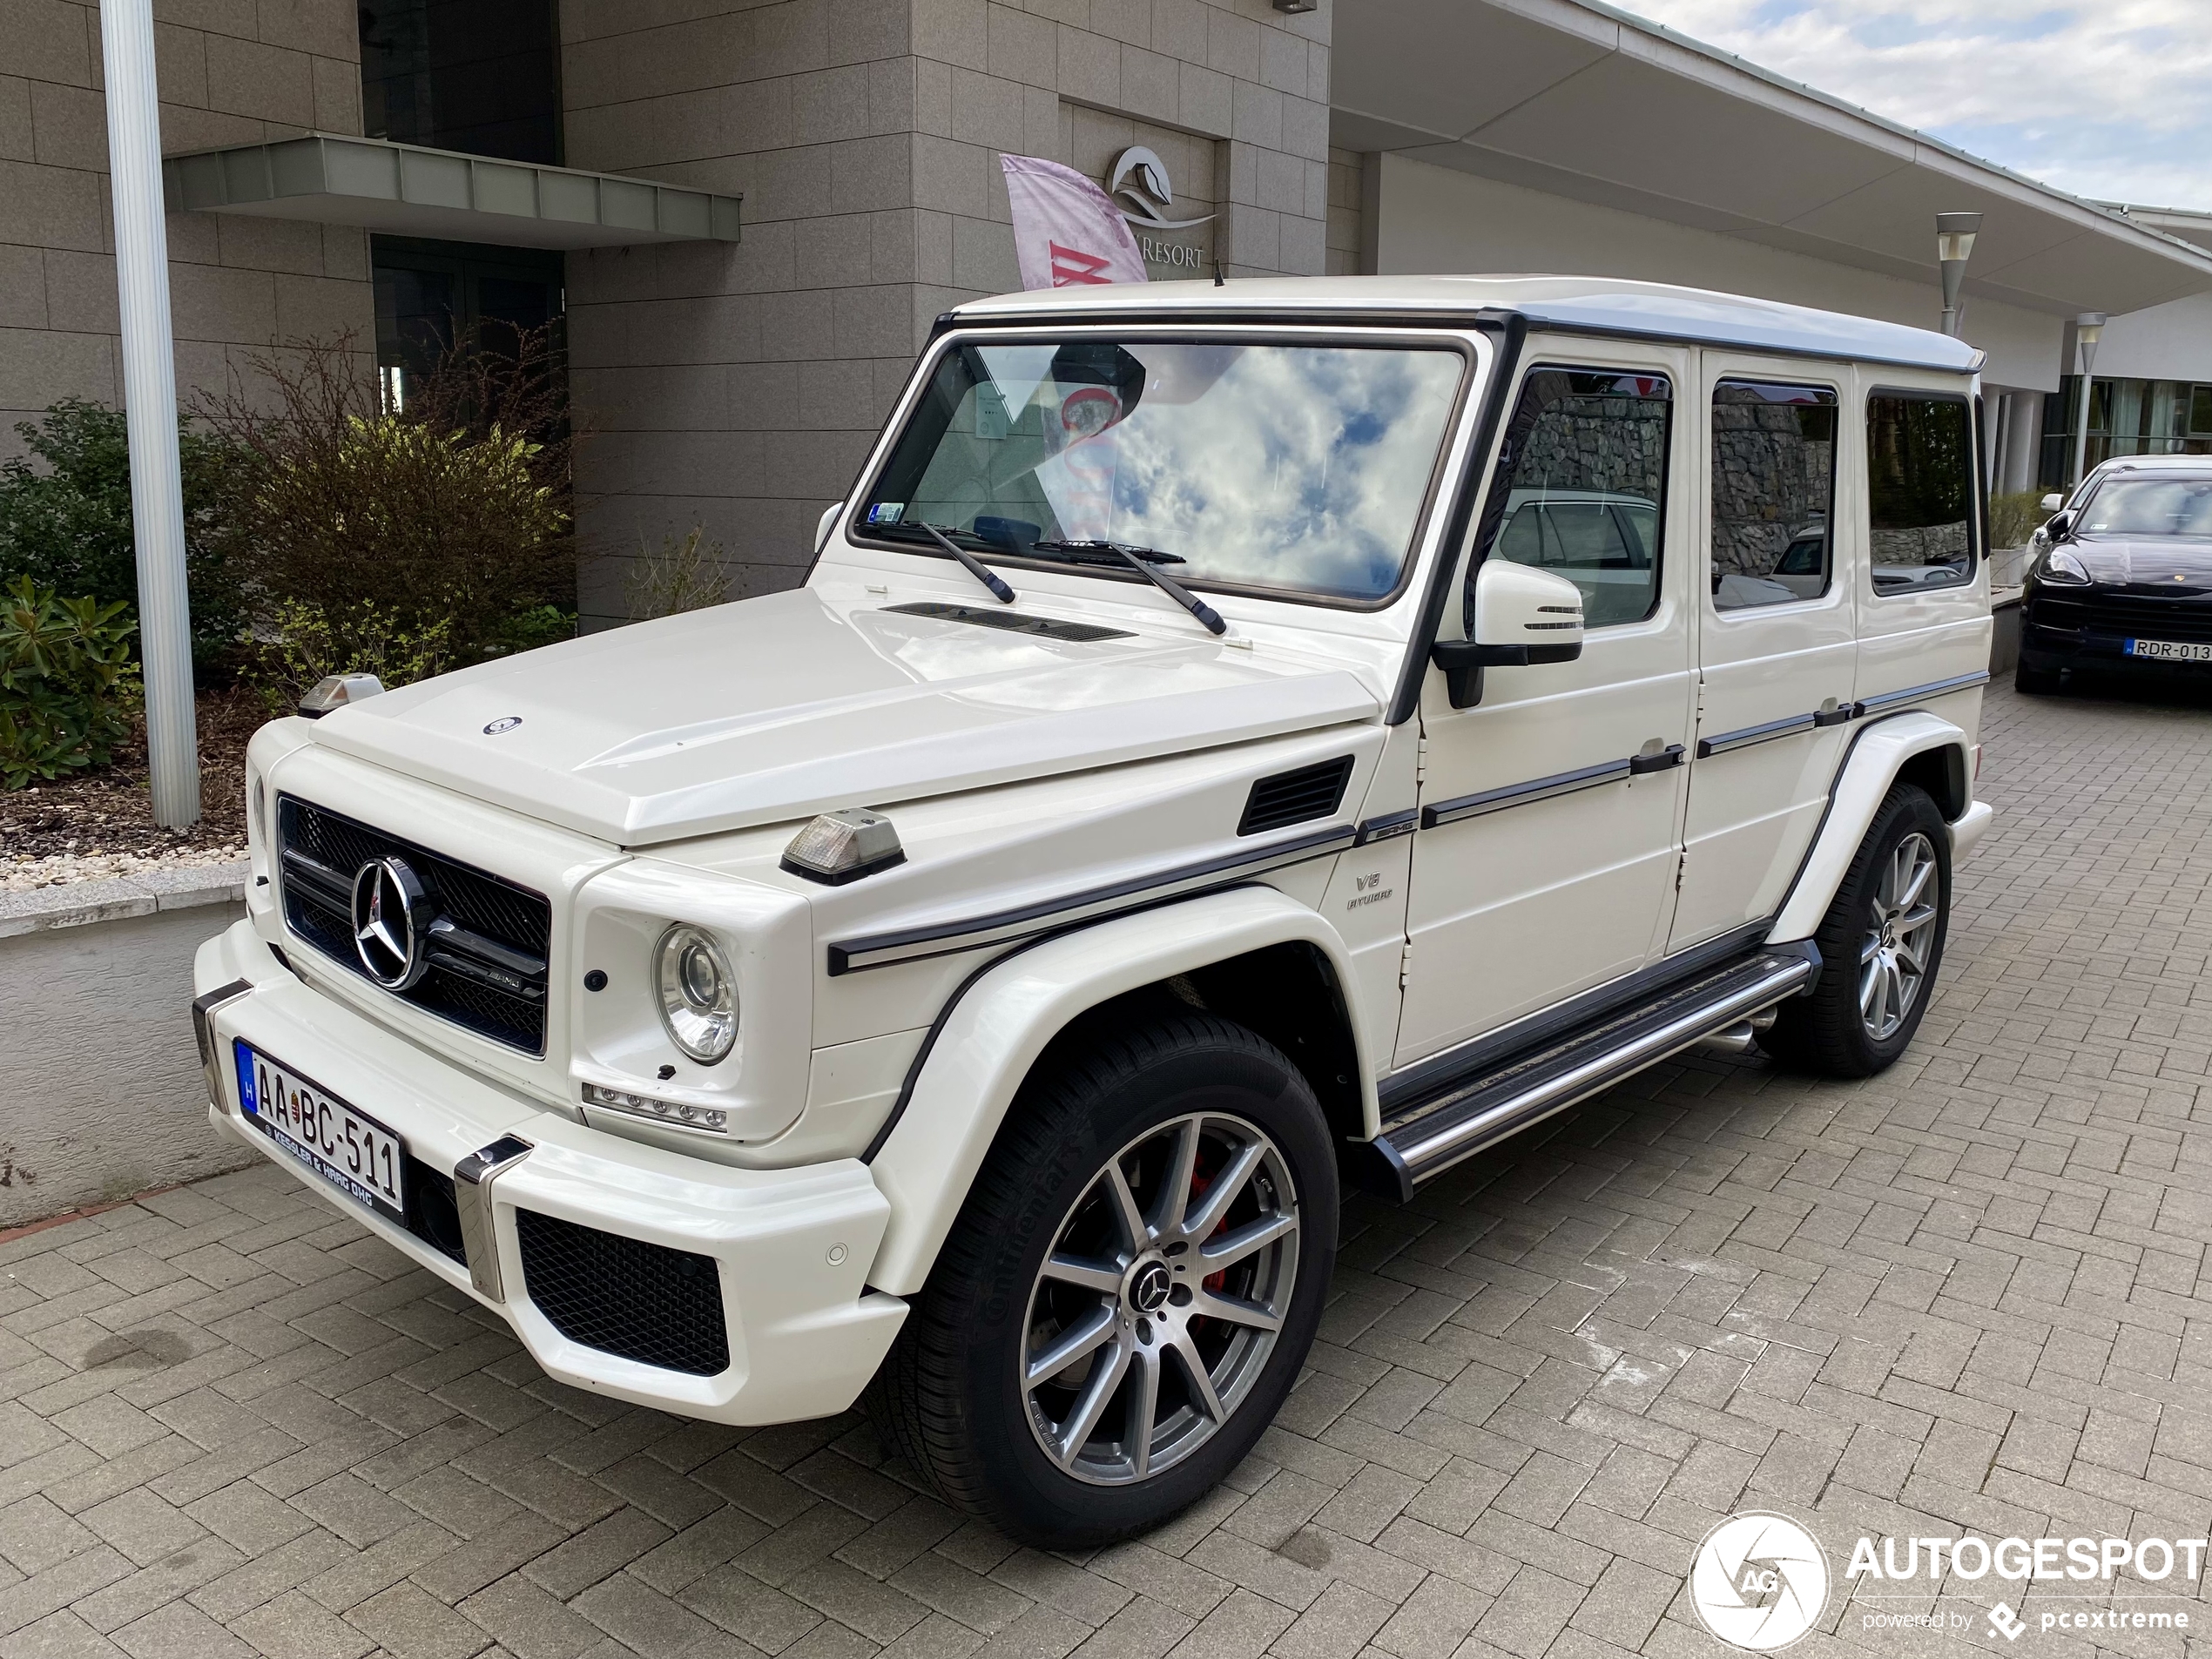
top-left (1420, 756), bottom-right (1629, 828)
top-left (1355, 809), bottom-right (1418, 846)
top-left (1853, 670), bottom-right (1990, 713)
top-left (826, 823), bottom-right (1356, 974)
top-left (1696, 711), bottom-right (1816, 759)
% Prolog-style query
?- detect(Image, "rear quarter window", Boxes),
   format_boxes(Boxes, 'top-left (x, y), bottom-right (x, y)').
top-left (1867, 393), bottom-right (1976, 595)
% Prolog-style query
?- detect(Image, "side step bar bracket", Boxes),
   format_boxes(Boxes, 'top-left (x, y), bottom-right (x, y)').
top-left (1359, 943), bottom-right (1819, 1203)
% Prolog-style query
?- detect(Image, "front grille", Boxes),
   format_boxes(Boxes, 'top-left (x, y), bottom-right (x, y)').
top-left (2082, 595), bottom-right (2212, 644)
top-left (276, 796), bottom-right (552, 1053)
top-left (515, 1210), bottom-right (729, 1376)
top-left (1239, 756), bottom-right (1355, 836)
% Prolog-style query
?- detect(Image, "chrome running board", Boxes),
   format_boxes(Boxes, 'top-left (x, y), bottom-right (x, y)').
top-left (1360, 944), bottom-right (1818, 1202)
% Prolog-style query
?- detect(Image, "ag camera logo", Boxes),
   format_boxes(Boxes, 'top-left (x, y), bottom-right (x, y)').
top-left (1692, 1513), bottom-right (1831, 1650)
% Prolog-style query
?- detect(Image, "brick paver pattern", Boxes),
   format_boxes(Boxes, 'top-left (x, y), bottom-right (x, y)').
top-left (4, 682), bottom-right (2211, 1659)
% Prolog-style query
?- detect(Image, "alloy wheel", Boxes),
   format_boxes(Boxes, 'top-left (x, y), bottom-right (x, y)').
top-left (1021, 1112), bottom-right (1299, 1486)
top-left (1859, 830), bottom-right (1939, 1042)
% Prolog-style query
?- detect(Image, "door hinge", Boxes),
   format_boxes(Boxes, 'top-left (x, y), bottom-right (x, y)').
top-left (1415, 734), bottom-right (1428, 788)
top-left (1675, 849), bottom-right (1686, 893)
top-left (1399, 940), bottom-right (1413, 990)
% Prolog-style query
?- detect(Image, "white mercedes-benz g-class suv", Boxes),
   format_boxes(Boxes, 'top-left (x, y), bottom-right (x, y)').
top-left (193, 276), bottom-right (1993, 1546)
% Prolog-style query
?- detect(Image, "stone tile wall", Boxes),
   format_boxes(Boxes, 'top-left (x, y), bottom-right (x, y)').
top-left (1325, 143), bottom-right (1362, 276)
top-left (561, 0), bottom-right (1333, 624)
top-left (0, 0), bottom-right (372, 458)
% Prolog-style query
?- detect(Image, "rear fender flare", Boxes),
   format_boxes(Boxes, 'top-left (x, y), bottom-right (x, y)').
top-left (862, 886), bottom-right (1375, 1297)
top-left (1767, 711), bottom-right (1971, 944)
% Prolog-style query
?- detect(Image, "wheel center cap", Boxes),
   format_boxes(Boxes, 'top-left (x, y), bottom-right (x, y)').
top-left (1127, 1260), bottom-right (1172, 1315)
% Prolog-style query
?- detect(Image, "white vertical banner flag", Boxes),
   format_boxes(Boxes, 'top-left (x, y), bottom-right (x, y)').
top-left (1000, 154), bottom-right (1148, 290)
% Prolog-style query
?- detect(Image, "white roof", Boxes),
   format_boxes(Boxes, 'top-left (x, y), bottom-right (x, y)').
top-left (949, 275), bottom-right (1982, 374)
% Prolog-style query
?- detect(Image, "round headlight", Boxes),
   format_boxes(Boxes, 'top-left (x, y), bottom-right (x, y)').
top-left (653, 924), bottom-right (738, 1064)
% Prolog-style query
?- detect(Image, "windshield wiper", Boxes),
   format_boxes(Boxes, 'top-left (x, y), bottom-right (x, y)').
top-left (878, 520), bottom-right (1016, 604)
top-left (1025, 539), bottom-right (1224, 636)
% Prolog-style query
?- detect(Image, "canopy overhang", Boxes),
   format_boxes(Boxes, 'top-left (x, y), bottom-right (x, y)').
top-left (163, 134), bottom-right (742, 251)
top-left (1332, 0), bottom-right (2212, 320)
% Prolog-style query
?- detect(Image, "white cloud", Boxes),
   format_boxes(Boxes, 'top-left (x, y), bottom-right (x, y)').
top-left (1620, 1), bottom-right (2212, 208)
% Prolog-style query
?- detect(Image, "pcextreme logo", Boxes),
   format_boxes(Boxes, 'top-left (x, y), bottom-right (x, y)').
top-left (1692, 1513), bottom-right (1831, 1650)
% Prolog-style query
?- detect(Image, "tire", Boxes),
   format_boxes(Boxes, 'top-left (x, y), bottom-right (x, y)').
top-left (868, 1005), bottom-right (1337, 1548)
top-left (1760, 784), bottom-right (1950, 1079)
top-left (2013, 659), bottom-right (2062, 694)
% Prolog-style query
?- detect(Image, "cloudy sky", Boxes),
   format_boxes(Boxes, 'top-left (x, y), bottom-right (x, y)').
top-left (1620, 2), bottom-right (2212, 211)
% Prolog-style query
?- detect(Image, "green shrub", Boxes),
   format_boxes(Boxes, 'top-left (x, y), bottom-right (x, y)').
top-left (1989, 488), bottom-right (2054, 550)
top-left (625, 526), bottom-right (731, 620)
top-left (0, 401), bottom-right (250, 680)
top-left (0, 578), bottom-right (138, 790)
top-left (204, 332), bottom-right (576, 676)
top-left (245, 596), bottom-right (455, 714)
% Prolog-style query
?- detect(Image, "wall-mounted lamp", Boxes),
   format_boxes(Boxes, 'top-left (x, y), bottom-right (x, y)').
top-left (1272, 0), bottom-right (1317, 12)
top-left (1936, 212), bottom-right (1982, 338)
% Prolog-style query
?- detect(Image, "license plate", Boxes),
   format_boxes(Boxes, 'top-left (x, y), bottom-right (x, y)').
top-left (233, 1042), bottom-right (408, 1224)
top-left (2126, 638), bottom-right (2212, 662)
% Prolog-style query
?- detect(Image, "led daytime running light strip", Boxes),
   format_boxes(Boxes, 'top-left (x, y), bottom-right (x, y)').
top-left (583, 1082), bottom-right (730, 1134)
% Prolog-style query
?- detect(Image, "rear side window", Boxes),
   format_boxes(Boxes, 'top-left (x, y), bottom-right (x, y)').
top-left (1867, 393), bottom-right (1975, 594)
top-left (1474, 368), bottom-right (1671, 629)
top-left (1711, 380), bottom-right (1838, 611)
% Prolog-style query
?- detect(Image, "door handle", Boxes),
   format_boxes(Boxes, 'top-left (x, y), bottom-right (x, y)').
top-left (1629, 742), bottom-right (1685, 774)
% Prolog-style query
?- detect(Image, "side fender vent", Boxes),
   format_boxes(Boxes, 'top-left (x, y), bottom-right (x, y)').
top-left (1238, 756), bottom-right (1355, 836)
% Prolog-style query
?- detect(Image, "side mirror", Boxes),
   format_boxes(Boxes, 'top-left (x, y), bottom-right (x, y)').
top-left (1430, 562), bottom-right (1585, 708)
top-left (815, 500), bottom-right (846, 555)
top-left (2045, 509), bottom-right (2074, 541)
top-left (2039, 492), bottom-right (2064, 513)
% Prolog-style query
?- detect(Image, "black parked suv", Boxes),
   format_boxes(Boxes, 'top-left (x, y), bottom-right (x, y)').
top-left (2018, 457), bottom-right (2212, 692)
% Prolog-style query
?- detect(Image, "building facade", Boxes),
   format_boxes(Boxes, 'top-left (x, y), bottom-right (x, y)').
top-left (7, 0), bottom-right (2212, 628)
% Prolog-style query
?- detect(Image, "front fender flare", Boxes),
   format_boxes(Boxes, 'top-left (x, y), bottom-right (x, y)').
top-left (1766, 711), bottom-right (1972, 945)
top-left (863, 886), bottom-right (1375, 1297)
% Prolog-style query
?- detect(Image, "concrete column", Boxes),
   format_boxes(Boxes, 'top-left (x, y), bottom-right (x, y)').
top-left (99, 0), bottom-right (198, 826)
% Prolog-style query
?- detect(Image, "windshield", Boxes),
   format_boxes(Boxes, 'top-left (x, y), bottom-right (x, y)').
top-left (2080, 475), bottom-right (2212, 537)
top-left (858, 338), bottom-right (1467, 603)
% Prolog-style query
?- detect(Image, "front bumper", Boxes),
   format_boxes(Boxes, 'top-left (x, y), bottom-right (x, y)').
top-left (193, 918), bottom-right (905, 1425)
top-left (2021, 597), bottom-right (2212, 675)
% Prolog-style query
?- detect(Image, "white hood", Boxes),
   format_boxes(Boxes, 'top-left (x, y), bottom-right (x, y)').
top-left (309, 589), bottom-right (1381, 846)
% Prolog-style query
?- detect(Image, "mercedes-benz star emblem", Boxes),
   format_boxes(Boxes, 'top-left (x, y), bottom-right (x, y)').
top-left (483, 716), bottom-right (523, 735)
top-left (351, 857), bottom-right (434, 990)
top-left (1130, 1262), bottom-right (1173, 1314)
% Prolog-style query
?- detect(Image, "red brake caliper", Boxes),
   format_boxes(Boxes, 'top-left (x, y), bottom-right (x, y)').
top-left (1187, 1165), bottom-right (1229, 1292)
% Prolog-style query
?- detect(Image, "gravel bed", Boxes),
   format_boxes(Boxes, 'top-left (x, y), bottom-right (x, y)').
top-left (2, 688), bottom-right (261, 888)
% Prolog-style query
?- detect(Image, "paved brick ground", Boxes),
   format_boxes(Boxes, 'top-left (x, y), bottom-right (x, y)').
top-left (5, 680), bottom-right (2212, 1659)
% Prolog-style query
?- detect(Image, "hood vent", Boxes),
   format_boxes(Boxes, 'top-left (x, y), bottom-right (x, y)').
top-left (1238, 756), bottom-right (1355, 836)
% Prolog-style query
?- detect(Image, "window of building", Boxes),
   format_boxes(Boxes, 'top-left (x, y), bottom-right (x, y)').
top-left (361, 0), bottom-right (562, 164)
top-left (373, 237), bottom-right (564, 414)
top-left (2040, 377), bottom-right (2212, 485)
top-left (1867, 393), bottom-right (1975, 594)
top-left (1475, 368), bottom-right (1670, 629)
top-left (1710, 380), bottom-right (1837, 612)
